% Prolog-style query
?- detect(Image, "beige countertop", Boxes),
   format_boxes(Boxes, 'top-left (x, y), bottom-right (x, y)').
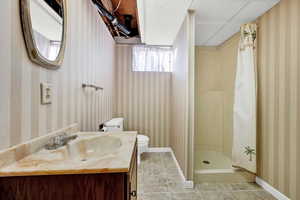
top-left (0, 128), bottom-right (137, 177)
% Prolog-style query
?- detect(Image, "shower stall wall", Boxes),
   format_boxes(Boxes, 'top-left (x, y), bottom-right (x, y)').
top-left (194, 34), bottom-right (255, 183)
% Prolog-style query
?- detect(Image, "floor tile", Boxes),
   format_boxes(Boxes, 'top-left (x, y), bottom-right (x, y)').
top-left (137, 153), bottom-right (273, 200)
top-left (228, 183), bottom-right (263, 191)
top-left (142, 184), bottom-right (169, 194)
top-left (140, 175), bottom-right (170, 186)
top-left (232, 191), bottom-right (262, 200)
top-left (170, 192), bottom-right (202, 200)
top-left (138, 193), bottom-right (171, 200)
top-left (167, 182), bottom-right (198, 193)
top-left (201, 191), bottom-right (236, 200)
top-left (196, 183), bottom-right (227, 192)
top-left (254, 191), bottom-right (277, 200)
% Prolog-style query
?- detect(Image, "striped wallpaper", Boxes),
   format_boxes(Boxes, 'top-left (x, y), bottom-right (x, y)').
top-left (114, 14), bottom-right (194, 179)
top-left (257, 0), bottom-right (300, 199)
top-left (0, 0), bottom-right (115, 150)
top-left (114, 45), bottom-right (171, 147)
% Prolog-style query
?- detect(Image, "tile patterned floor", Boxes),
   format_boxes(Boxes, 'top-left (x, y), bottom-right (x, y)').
top-left (137, 152), bottom-right (277, 200)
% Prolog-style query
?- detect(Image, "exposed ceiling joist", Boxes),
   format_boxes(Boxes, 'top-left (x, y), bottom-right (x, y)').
top-left (97, 0), bottom-right (140, 40)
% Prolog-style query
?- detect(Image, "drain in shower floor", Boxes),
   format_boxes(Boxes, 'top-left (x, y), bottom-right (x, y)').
top-left (202, 160), bottom-right (210, 164)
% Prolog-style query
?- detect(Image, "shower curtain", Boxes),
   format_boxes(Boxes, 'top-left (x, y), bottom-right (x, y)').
top-left (232, 23), bottom-right (257, 174)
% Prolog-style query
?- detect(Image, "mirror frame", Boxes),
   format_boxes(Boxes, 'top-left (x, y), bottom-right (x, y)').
top-left (20, 0), bottom-right (67, 69)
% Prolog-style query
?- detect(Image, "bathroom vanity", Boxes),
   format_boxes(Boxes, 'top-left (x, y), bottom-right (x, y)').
top-left (0, 126), bottom-right (137, 200)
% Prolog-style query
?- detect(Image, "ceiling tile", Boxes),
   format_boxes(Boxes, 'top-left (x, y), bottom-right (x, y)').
top-left (205, 22), bottom-right (241, 46)
top-left (230, 0), bottom-right (280, 23)
top-left (195, 0), bottom-right (248, 22)
top-left (195, 23), bottom-right (224, 45)
top-left (143, 0), bottom-right (192, 45)
top-left (194, 0), bottom-right (281, 46)
top-left (138, 0), bottom-right (280, 46)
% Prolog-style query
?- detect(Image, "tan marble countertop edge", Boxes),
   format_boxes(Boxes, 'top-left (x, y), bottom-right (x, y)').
top-left (0, 168), bottom-right (130, 177)
top-left (0, 131), bottom-right (137, 177)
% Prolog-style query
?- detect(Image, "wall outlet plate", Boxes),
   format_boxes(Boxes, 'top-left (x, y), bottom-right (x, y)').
top-left (40, 83), bottom-right (52, 105)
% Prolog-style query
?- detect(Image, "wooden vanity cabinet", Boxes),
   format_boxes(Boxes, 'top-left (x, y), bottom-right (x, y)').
top-left (0, 144), bottom-right (137, 200)
top-left (127, 144), bottom-right (137, 200)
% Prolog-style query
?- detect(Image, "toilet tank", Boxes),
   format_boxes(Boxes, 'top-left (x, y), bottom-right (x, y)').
top-left (104, 118), bottom-right (124, 131)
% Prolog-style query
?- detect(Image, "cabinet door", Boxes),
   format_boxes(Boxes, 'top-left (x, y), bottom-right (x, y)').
top-left (0, 173), bottom-right (126, 200)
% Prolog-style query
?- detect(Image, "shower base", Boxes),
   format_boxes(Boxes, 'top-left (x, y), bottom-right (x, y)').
top-left (194, 150), bottom-right (255, 183)
top-left (195, 150), bottom-right (233, 171)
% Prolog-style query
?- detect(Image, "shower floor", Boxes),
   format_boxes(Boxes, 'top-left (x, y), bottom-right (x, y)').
top-left (194, 150), bottom-right (255, 183)
top-left (195, 150), bottom-right (232, 171)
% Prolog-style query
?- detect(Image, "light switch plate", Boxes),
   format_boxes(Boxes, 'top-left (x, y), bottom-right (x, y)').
top-left (40, 83), bottom-right (52, 105)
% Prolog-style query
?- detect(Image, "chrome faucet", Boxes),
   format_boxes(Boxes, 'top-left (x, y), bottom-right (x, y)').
top-left (45, 133), bottom-right (78, 150)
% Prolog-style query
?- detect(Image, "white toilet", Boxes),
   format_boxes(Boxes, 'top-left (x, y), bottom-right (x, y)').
top-left (103, 118), bottom-right (149, 164)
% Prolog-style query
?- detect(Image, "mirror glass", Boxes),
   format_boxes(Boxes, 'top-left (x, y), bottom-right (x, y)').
top-left (29, 0), bottom-right (63, 61)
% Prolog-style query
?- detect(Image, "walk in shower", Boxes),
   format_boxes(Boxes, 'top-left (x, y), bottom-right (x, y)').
top-left (194, 35), bottom-right (254, 183)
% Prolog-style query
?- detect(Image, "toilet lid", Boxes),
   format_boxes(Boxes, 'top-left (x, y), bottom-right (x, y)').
top-left (137, 135), bottom-right (149, 143)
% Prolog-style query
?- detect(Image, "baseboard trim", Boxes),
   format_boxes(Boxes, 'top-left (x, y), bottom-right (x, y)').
top-left (183, 180), bottom-right (194, 189)
top-left (147, 147), bottom-right (172, 152)
top-left (146, 147), bottom-right (194, 189)
top-left (195, 169), bottom-right (238, 174)
top-left (169, 149), bottom-right (194, 189)
top-left (168, 148), bottom-right (188, 185)
top-left (255, 177), bottom-right (290, 200)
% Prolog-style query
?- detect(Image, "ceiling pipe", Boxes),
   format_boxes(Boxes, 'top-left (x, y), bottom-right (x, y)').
top-left (91, 0), bottom-right (131, 36)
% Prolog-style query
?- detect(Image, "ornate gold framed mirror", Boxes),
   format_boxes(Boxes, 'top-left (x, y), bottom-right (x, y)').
top-left (20, 0), bottom-right (67, 69)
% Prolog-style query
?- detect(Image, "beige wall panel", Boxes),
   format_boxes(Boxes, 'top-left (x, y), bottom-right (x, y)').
top-left (195, 34), bottom-right (239, 161)
top-left (219, 34), bottom-right (238, 157)
top-left (0, 0), bottom-right (115, 150)
top-left (196, 49), bottom-right (221, 92)
top-left (220, 34), bottom-right (239, 92)
top-left (196, 91), bottom-right (223, 151)
top-left (223, 91), bottom-right (234, 157)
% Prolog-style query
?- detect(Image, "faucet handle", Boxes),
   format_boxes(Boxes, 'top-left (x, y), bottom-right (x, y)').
top-left (47, 133), bottom-right (66, 147)
top-left (45, 133), bottom-right (77, 150)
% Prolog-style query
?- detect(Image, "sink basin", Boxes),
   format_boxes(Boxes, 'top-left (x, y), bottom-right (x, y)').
top-left (14, 134), bottom-right (122, 169)
top-left (0, 131), bottom-right (137, 177)
top-left (67, 135), bottom-right (122, 161)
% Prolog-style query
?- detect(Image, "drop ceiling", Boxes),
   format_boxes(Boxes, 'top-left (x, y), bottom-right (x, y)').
top-left (137, 0), bottom-right (193, 45)
top-left (192, 0), bottom-right (280, 46)
top-left (137, 0), bottom-right (280, 46)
